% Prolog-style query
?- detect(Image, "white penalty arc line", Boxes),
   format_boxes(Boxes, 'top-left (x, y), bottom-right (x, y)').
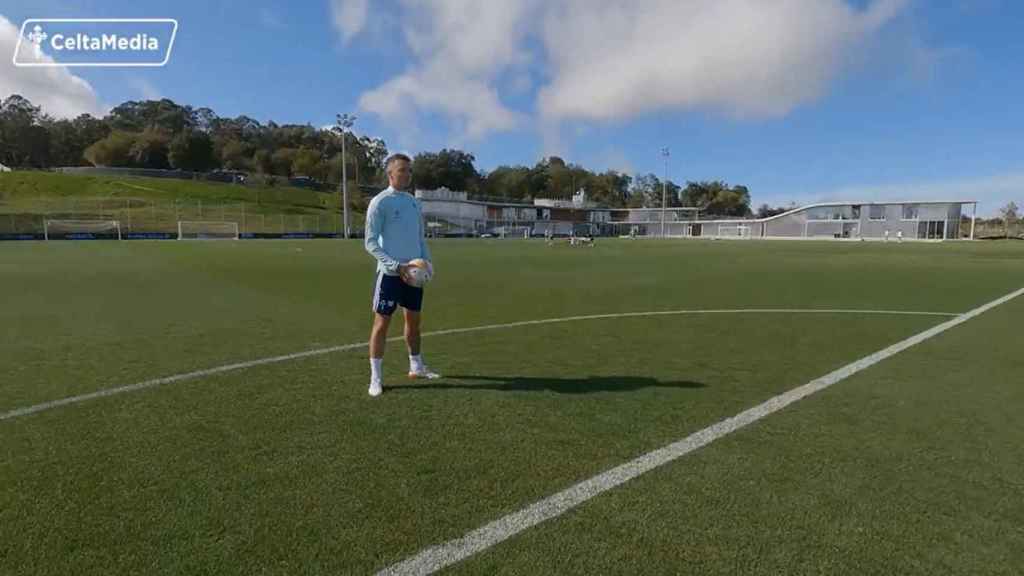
top-left (0, 308), bottom-right (960, 423)
top-left (377, 287), bottom-right (1024, 576)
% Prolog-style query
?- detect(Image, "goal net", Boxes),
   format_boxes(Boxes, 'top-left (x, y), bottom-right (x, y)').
top-left (177, 221), bottom-right (240, 240)
top-left (44, 219), bottom-right (122, 240)
top-left (598, 209), bottom-right (700, 238)
top-left (497, 225), bottom-right (532, 239)
top-left (717, 225), bottom-right (752, 239)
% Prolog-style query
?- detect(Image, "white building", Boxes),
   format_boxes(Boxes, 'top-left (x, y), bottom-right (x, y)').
top-left (692, 201), bottom-right (978, 241)
top-left (415, 188), bottom-right (979, 241)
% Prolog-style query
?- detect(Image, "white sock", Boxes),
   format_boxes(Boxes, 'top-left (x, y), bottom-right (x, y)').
top-left (370, 358), bottom-right (383, 381)
top-left (410, 354), bottom-right (424, 371)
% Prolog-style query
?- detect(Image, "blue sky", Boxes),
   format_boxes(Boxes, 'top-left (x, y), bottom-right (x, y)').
top-left (1, 1), bottom-right (1022, 214)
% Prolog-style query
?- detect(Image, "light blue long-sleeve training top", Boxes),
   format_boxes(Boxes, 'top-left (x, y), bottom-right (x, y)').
top-left (364, 186), bottom-right (432, 276)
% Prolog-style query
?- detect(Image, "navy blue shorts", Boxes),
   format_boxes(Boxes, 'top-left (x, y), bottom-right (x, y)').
top-left (371, 272), bottom-right (424, 316)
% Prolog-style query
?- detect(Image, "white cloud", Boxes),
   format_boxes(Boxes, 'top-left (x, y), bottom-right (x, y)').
top-left (0, 15), bottom-right (106, 118)
top-left (330, 0), bottom-right (368, 44)
top-left (359, 65), bottom-right (525, 141)
top-left (354, 0), bottom-right (536, 142)
top-left (396, 1), bottom-right (536, 76)
top-left (342, 0), bottom-right (911, 140)
top-left (538, 0), bottom-right (909, 121)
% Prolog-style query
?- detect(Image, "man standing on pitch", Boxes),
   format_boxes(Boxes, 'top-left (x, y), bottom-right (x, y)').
top-left (363, 153), bottom-right (440, 396)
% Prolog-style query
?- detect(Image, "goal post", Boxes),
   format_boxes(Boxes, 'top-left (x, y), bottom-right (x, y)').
top-left (177, 221), bottom-right (240, 240)
top-left (44, 219), bottom-right (122, 241)
top-left (717, 224), bottom-right (752, 239)
top-left (599, 208), bottom-right (700, 238)
top-left (497, 225), bottom-right (532, 239)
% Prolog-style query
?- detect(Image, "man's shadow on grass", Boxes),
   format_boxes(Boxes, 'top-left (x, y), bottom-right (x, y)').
top-left (388, 375), bottom-right (706, 394)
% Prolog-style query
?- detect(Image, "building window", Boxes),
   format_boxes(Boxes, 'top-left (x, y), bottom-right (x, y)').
top-left (807, 207), bottom-right (831, 220)
top-left (902, 204), bottom-right (919, 220)
top-left (869, 205), bottom-right (885, 221)
top-left (808, 206), bottom-right (855, 221)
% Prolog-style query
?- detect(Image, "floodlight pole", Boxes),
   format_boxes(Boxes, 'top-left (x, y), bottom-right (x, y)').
top-left (970, 202), bottom-right (977, 240)
top-left (335, 113), bottom-right (357, 239)
top-left (661, 147), bottom-right (670, 237)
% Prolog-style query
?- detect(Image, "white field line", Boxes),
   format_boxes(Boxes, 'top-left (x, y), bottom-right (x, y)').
top-left (377, 287), bottom-right (1024, 576)
top-left (1, 308), bottom-right (958, 423)
top-left (115, 181), bottom-right (163, 193)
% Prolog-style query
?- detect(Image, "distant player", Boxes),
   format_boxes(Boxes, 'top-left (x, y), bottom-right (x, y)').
top-left (897, 230), bottom-right (904, 243)
top-left (363, 153), bottom-right (440, 397)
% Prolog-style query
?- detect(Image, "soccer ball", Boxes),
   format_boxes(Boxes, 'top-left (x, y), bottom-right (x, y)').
top-left (404, 258), bottom-right (433, 288)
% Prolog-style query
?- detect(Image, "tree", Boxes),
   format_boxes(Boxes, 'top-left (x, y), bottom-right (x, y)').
top-left (44, 119), bottom-right (78, 166)
top-left (291, 148), bottom-right (321, 178)
top-left (83, 131), bottom-right (135, 167)
top-left (72, 114), bottom-right (111, 152)
top-left (44, 114), bottom-right (110, 166)
top-left (665, 180), bottom-right (683, 207)
top-left (107, 99), bottom-right (197, 133)
top-left (252, 150), bottom-right (273, 174)
top-left (482, 165), bottom-right (531, 201)
top-left (325, 153), bottom-right (345, 185)
top-left (83, 132), bottom-right (133, 167)
top-left (0, 95), bottom-right (50, 167)
top-left (218, 140), bottom-right (250, 171)
top-left (530, 156), bottom-right (577, 199)
top-left (43, 111), bottom-right (111, 166)
top-left (357, 136), bottom-right (389, 185)
top-left (588, 170), bottom-right (631, 207)
top-left (412, 149), bottom-right (480, 192)
top-left (0, 94), bottom-right (41, 124)
top-left (168, 130), bottom-right (215, 172)
top-left (713, 189), bottom-right (752, 217)
top-left (681, 180), bottom-right (752, 217)
top-left (526, 162), bottom-right (551, 199)
top-left (631, 174), bottom-right (662, 208)
top-left (128, 128), bottom-right (171, 169)
top-left (999, 201), bottom-right (1019, 239)
top-left (270, 148), bottom-right (298, 176)
top-left (756, 204), bottom-right (790, 218)
top-left (193, 107), bottom-right (217, 133)
top-left (680, 181), bottom-right (722, 209)
top-left (625, 173), bottom-right (679, 208)
top-left (1, 93), bottom-right (766, 219)
top-left (16, 125), bottom-right (51, 168)
top-left (626, 188), bottom-right (646, 208)
top-left (210, 115), bottom-right (263, 145)
top-left (546, 162), bottom-right (571, 198)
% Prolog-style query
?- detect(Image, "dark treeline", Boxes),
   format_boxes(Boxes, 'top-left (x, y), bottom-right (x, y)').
top-left (0, 94), bottom-right (760, 214)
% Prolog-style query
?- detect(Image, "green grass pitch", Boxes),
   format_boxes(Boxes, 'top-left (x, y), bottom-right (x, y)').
top-left (2, 238), bottom-right (1022, 575)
